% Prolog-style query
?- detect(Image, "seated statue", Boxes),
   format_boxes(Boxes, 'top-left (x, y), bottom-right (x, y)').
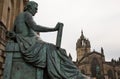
top-left (6, 1), bottom-right (89, 79)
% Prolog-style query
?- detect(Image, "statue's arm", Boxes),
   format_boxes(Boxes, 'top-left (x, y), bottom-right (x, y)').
top-left (25, 12), bottom-right (57, 32)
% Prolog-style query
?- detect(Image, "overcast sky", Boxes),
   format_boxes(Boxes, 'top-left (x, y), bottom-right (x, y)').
top-left (31, 0), bottom-right (120, 61)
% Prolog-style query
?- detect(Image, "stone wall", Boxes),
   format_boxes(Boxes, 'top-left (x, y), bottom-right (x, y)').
top-left (0, 0), bottom-right (29, 79)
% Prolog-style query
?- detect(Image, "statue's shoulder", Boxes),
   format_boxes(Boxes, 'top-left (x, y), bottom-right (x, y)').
top-left (24, 11), bottom-right (32, 17)
top-left (14, 12), bottom-right (25, 21)
top-left (14, 12), bottom-right (31, 23)
top-left (23, 11), bottom-right (33, 20)
top-left (16, 12), bottom-right (30, 18)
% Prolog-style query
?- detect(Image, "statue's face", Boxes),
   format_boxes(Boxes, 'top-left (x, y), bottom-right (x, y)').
top-left (31, 4), bottom-right (38, 16)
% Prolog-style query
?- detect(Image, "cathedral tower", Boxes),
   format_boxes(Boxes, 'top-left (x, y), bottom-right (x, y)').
top-left (76, 30), bottom-right (91, 61)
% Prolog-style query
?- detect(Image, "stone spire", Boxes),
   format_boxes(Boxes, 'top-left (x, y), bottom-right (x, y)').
top-left (101, 47), bottom-right (104, 55)
top-left (80, 30), bottom-right (85, 40)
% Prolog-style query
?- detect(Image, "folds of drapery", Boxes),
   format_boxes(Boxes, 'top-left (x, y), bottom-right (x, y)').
top-left (15, 34), bottom-right (88, 79)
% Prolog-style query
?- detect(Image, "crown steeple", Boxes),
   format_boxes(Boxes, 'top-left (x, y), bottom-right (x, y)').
top-left (76, 30), bottom-right (91, 61)
top-left (76, 30), bottom-right (91, 49)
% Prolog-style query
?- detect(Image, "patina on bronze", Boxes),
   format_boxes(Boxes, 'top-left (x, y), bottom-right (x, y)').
top-left (3, 1), bottom-right (89, 79)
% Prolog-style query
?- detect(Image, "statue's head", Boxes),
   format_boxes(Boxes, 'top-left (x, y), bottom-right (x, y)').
top-left (24, 1), bottom-right (38, 16)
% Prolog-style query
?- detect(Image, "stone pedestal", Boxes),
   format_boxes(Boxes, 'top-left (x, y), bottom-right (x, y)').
top-left (3, 41), bottom-right (43, 79)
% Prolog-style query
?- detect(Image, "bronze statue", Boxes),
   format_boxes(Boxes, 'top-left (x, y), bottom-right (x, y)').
top-left (4, 1), bottom-right (89, 79)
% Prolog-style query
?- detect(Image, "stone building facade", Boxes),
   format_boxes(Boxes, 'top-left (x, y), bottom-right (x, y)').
top-left (75, 31), bottom-right (120, 79)
top-left (0, 0), bottom-right (29, 78)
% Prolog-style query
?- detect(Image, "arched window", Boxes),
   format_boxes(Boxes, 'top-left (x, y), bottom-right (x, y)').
top-left (90, 57), bottom-right (100, 77)
top-left (6, 7), bottom-right (11, 28)
top-left (107, 69), bottom-right (113, 79)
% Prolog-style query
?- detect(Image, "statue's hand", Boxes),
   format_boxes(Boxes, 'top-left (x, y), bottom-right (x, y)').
top-left (58, 22), bottom-right (64, 27)
top-left (55, 22), bottom-right (64, 31)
